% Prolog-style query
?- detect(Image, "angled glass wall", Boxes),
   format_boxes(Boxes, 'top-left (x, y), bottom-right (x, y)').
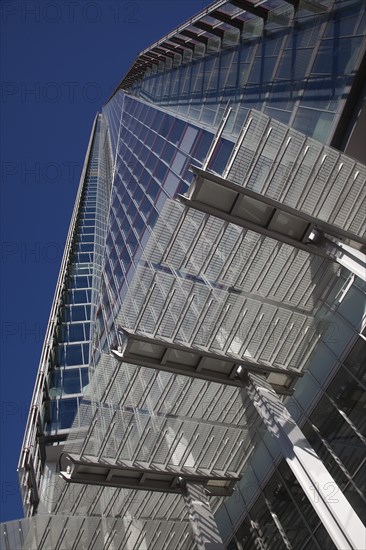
top-left (94, 93), bottom-right (235, 366)
top-left (18, 116), bottom-right (112, 516)
top-left (126, 0), bottom-right (365, 144)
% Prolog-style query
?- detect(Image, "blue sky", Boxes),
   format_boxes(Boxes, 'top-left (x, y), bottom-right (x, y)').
top-left (0, 0), bottom-right (212, 523)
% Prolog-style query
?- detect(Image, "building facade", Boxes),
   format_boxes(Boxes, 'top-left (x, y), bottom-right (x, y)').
top-left (1, 0), bottom-right (366, 548)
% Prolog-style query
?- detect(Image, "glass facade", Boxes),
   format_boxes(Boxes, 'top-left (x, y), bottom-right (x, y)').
top-left (130, 0), bottom-right (365, 144)
top-left (6, 0), bottom-right (366, 549)
top-left (94, 94), bottom-right (234, 365)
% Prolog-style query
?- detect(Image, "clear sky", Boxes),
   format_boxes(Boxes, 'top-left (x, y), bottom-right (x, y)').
top-left (0, 0), bottom-right (212, 523)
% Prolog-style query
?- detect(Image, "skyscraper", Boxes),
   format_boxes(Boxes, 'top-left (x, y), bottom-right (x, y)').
top-left (2, 0), bottom-right (366, 548)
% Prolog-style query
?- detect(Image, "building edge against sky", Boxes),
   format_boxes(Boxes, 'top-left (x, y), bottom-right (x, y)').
top-left (2, 0), bottom-right (366, 548)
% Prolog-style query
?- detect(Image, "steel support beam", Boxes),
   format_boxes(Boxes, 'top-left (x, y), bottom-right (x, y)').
top-left (180, 29), bottom-right (209, 45)
top-left (180, 480), bottom-right (225, 550)
top-left (192, 21), bottom-right (225, 39)
top-left (211, 10), bottom-right (244, 30)
top-left (60, 453), bottom-right (237, 496)
top-left (240, 370), bottom-right (366, 550)
top-left (230, 0), bottom-right (269, 20)
top-left (111, 328), bottom-right (302, 394)
top-left (179, 166), bottom-right (366, 279)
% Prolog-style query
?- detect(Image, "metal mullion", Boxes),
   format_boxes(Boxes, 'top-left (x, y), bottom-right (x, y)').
top-left (149, 427), bottom-right (169, 466)
top-left (220, 389), bottom-right (240, 424)
top-left (304, 256), bottom-right (339, 314)
top-left (102, 488), bottom-right (120, 518)
top-left (79, 407), bottom-right (100, 460)
top-left (182, 215), bottom-right (209, 274)
top-left (286, 322), bottom-right (322, 371)
top-left (120, 518), bottom-right (139, 550)
top-left (261, 132), bottom-right (293, 196)
top-left (261, 30), bottom-right (290, 112)
top-left (100, 362), bottom-right (127, 402)
top-left (37, 517), bottom-right (53, 550)
top-left (120, 490), bottom-right (140, 517)
top-left (210, 430), bottom-right (230, 472)
top-left (313, 154), bottom-right (342, 219)
top-left (199, 221), bottom-right (228, 277)
top-left (245, 372), bottom-right (366, 549)
top-left (202, 102), bottom-right (232, 170)
top-left (239, 121), bottom-right (273, 188)
top-left (251, 241), bottom-right (284, 295)
top-left (134, 280), bottom-right (157, 330)
top-left (223, 308), bottom-right (248, 354)
top-left (265, 245), bottom-right (298, 298)
top-left (97, 420), bottom-right (116, 460)
top-left (190, 296), bottom-right (214, 345)
top-left (71, 520), bottom-right (86, 550)
top-left (194, 425), bottom-right (216, 466)
top-left (87, 485), bottom-right (105, 516)
top-left (115, 421), bottom-right (135, 463)
top-left (229, 430), bottom-right (251, 475)
top-left (70, 485), bottom-right (88, 514)
top-left (153, 492), bottom-right (175, 520)
top-left (287, 17), bottom-right (329, 129)
top-left (236, 235), bottom-right (265, 287)
top-left (162, 529), bottom-right (178, 550)
top-left (139, 370), bottom-right (159, 410)
top-left (171, 498), bottom-right (188, 522)
top-left (297, 147), bottom-right (329, 211)
top-left (340, 169), bottom-right (366, 231)
top-left (285, 251), bottom-right (316, 307)
top-left (225, 436), bottom-right (246, 473)
top-left (154, 376), bottom-right (176, 412)
top-left (268, 314), bottom-right (296, 364)
top-left (136, 369), bottom-right (158, 410)
top-left (164, 422), bottom-right (185, 467)
top-left (149, 522), bottom-right (163, 550)
top-left (118, 368), bottom-right (140, 410)
top-left (187, 380), bottom-right (210, 418)
top-left (194, 381), bottom-right (220, 421)
top-left (129, 520), bottom-right (148, 550)
top-left (171, 291), bottom-right (196, 340)
top-left (131, 426), bottom-right (152, 463)
top-left (170, 378), bottom-right (194, 415)
top-left (283, 317), bottom-right (311, 367)
top-left (54, 518), bottom-right (69, 550)
top-left (332, 169), bottom-right (359, 225)
top-left (2, 524), bottom-right (11, 550)
top-left (153, 286), bottom-right (177, 337)
top-left (280, 144), bottom-right (319, 206)
top-left (53, 484), bottom-right (74, 514)
top-left (207, 302), bottom-right (232, 348)
top-left (104, 520), bottom-right (118, 550)
top-left (218, 230), bottom-right (246, 282)
top-left (256, 315), bottom-right (279, 359)
top-left (223, 116), bottom-right (253, 179)
top-left (237, 310), bottom-right (265, 357)
top-left (161, 209), bottom-right (190, 265)
top-left (180, 428), bottom-right (201, 467)
top-left (236, 397), bottom-right (260, 429)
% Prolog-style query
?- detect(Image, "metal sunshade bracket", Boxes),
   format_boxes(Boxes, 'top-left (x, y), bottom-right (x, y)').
top-left (178, 165), bottom-right (366, 281)
top-left (111, 327), bottom-right (303, 395)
